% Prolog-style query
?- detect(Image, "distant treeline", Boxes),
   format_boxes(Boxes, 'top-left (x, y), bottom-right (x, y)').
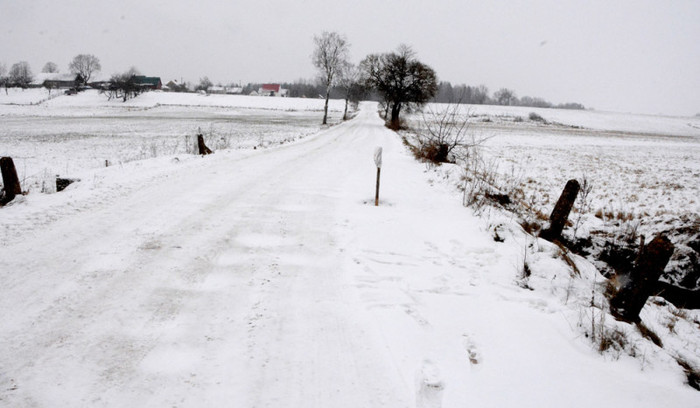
top-left (239, 80), bottom-right (585, 110)
top-left (432, 81), bottom-right (586, 110)
top-left (190, 79), bottom-right (586, 110)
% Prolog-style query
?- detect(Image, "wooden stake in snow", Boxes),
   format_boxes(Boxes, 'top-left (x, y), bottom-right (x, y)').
top-left (197, 134), bottom-right (213, 155)
top-left (374, 147), bottom-right (383, 206)
top-left (540, 179), bottom-right (580, 241)
top-left (0, 157), bottom-right (22, 206)
top-left (610, 234), bottom-right (674, 322)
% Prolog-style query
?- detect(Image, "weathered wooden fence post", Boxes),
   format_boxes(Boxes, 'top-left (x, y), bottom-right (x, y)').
top-left (0, 157), bottom-right (22, 206)
top-left (374, 147), bottom-right (382, 206)
top-left (436, 143), bottom-right (449, 163)
top-left (540, 179), bottom-right (580, 241)
top-left (610, 234), bottom-right (675, 322)
top-left (197, 134), bottom-right (213, 155)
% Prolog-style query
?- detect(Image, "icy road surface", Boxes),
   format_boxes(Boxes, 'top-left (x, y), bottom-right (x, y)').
top-left (1, 103), bottom-right (697, 407)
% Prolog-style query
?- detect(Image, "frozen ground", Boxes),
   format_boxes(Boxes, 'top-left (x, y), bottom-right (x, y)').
top-left (1, 96), bottom-right (699, 407)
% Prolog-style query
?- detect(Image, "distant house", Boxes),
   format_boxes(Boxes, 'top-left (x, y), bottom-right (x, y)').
top-left (131, 76), bottom-right (162, 90)
top-left (165, 80), bottom-right (188, 92)
top-left (258, 84), bottom-right (288, 97)
top-left (226, 87), bottom-right (243, 95)
top-left (33, 73), bottom-right (80, 89)
top-left (207, 86), bottom-right (226, 94)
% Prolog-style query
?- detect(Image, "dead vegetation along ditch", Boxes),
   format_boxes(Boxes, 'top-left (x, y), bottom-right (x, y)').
top-left (402, 105), bottom-right (700, 295)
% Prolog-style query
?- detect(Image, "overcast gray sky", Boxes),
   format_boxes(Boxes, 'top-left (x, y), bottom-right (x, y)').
top-left (2, 0), bottom-right (698, 116)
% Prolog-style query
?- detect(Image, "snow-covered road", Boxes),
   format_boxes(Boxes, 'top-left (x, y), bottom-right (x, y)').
top-left (1, 104), bottom-right (407, 406)
top-left (1, 103), bottom-right (697, 407)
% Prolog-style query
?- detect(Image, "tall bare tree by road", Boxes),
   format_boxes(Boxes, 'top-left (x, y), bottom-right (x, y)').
top-left (361, 45), bottom-right (438, 129)
top-left (69, 54), bottom-right (101, 84)
top-left (312, 31), bottom-right (350, 125)
top-left (338, 63), bottom-right (365, 121)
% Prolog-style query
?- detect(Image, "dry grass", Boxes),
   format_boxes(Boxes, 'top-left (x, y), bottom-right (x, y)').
top-left (676, 357), bottom-right (700, 391)
top-left (554, 241), bottom-right (581, 276)
top-left (635, 321), bottom-right (663, 348)
top-left (598, 326), bottom-right (629, 354)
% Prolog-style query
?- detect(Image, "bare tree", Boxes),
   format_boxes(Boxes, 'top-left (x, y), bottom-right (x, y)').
top-left (417, 99), bottom-right (491, 164)
top-left (8, 61), bottom-right (34, 88)
top-left (69, 54), bottom-right (101, 84)
top-left (312, 31), bottom-right (350, 125)
top-left (42, 62), bottom-right (59, 73)
top-left (420, 103), bottom-right (471, 162)
top-left (125, 66), bottom-right (141, 77)
top-left (196, 76), bottom-right (213, 92)
top-left (337, 63), bottom-right (364, 120)
top-left (474, 84), bottom-right (490, 104)
top-left (494, 88), bottom-right (517, 106)
top-left (105, 71), bottom-right (143, 102)
top-left (361, 45), bottom-right (438, 129)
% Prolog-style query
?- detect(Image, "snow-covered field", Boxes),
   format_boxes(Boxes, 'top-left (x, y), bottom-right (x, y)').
top-left (1, 89), bottom-right (345, 193)
top-left (406, 104), bottom-right (700, 284)
top-left (1, 93), bottom-right (699, 407)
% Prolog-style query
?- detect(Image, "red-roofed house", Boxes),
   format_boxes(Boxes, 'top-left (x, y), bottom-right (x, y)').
top-left (258, 83), bottom-right (288, 97)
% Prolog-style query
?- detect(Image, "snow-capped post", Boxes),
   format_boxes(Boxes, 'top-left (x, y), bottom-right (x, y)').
top-left (540, 179), bottom-right (580, 241)
top-left (0, 157), bottom-right (22, 206)
top-left (197, 133), bottom-right (213, 155)
top-left (374, 147), bottom-right (383, 206)
top-left (610, 235), bottom-right (674, 322)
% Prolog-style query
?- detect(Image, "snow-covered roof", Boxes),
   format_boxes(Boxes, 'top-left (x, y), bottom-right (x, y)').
top-left (31, 73), bottom-right (76, 85)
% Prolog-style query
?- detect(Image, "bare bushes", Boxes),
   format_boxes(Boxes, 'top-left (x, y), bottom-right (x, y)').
top-left (572, 176), bottom-right (593, 238)
top-left (460, 154), bottom-right (500, 210)
top-left (404, 102), bottom-right (522, 213)
top-left (415, 103), bottom-right (475, 163)
top-left (528, 112), bottom-right (547, 123)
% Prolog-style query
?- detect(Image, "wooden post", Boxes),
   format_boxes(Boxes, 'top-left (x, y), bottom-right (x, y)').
top-left (375, 167), bottom-right (381, 206)
top-left (374, 147), bottom-right (383, 206)
top-left (197, 134), bottom-right (213, 155)
top-left (540, 179), bottom-right (580, 241)
top-left (610, 235), bottom-right (675, 322)
top-left (0, 157), bottom-right (22, 206)
top-left (436, 143), bottom-right (449, 163)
